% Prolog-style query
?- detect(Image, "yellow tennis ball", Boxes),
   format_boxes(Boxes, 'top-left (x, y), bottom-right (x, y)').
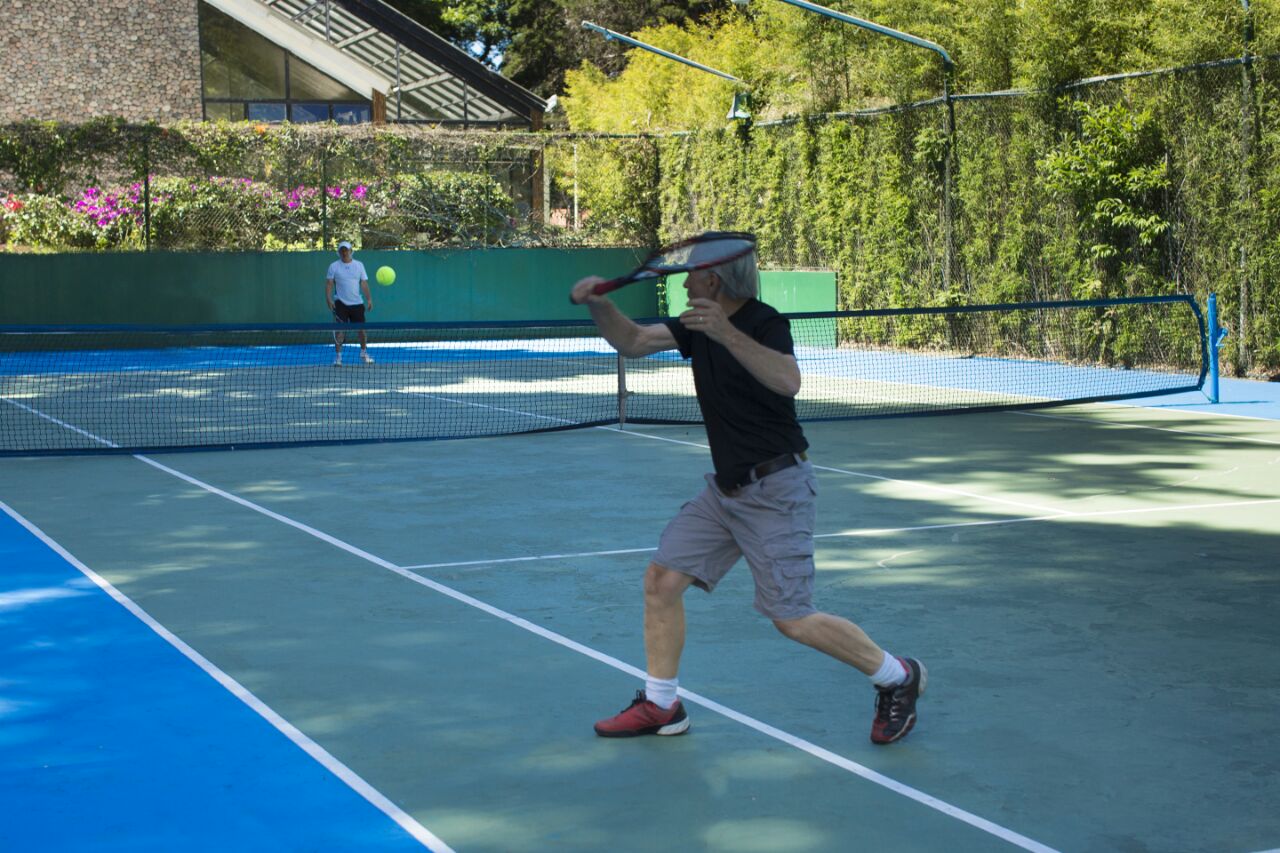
top-left (376, 266), bottom-right (396, 286)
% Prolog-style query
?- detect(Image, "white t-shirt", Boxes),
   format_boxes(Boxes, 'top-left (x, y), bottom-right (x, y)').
top-left (327, 259), bottom-right (368, 306)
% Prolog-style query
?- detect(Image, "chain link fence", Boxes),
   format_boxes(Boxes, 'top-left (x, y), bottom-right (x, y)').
top-left (654, 56), bottom-right (1279, 376)
top-left (0, 123), bottom-right (656, 253)
top-left (2, 56), bottom-right (1277, 374)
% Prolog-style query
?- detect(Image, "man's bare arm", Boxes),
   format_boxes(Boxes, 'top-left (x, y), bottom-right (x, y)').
top-left (572, 277), bottom-right (676, 357)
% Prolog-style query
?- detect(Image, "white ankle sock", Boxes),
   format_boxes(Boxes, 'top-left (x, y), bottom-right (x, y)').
top-left (870, 652), bottom-right (908, 688)
top-left (645, 676), bottom-right (679, 709)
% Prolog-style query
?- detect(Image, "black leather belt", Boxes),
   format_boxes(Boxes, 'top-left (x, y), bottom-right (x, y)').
top-left (717, 452), bottom-right (808, 496)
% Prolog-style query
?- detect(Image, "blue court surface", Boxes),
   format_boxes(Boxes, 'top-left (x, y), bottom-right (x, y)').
top-left (1, 375), bottom-right (1278, 852)
top-left (0, 509), bottom-right (445, 852)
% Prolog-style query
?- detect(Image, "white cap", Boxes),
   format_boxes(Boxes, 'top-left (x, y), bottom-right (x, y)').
top-left (337, 241), bottom-right (353, 252)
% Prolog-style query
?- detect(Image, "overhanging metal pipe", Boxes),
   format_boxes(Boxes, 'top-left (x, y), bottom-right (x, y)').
top-left (581, 21), bottom-right (746, 84)
top-left (768, 0), bottom-right (952, 69)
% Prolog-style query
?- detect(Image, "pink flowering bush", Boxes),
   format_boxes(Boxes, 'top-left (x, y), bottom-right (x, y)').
top-left (0, 171), bottom-right (515, 250)
top-left (148, 176), bottom-right (279, 249)
top-left (2, 192), bottom-right (104, 249)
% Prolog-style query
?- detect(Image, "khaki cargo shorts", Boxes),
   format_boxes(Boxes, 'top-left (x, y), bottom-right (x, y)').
top-left (653, 461), bottom-right (818, 621)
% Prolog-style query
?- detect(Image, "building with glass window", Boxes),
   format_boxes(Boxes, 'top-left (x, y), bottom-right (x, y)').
top-left (0, 0), bottom-right (545, 128)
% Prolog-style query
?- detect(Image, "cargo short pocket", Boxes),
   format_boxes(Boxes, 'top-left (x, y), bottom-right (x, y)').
top-left (764, 532), bottom-right (815, 577)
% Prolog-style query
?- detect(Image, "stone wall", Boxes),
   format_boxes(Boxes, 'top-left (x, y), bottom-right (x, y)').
top-left (0, 0), bottom-right (202, 123)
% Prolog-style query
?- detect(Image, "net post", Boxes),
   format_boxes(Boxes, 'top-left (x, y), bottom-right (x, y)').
top-left (617, 354), bottom-right (628, 427)
top-left (1207, 292), bottom-right (1229, 403)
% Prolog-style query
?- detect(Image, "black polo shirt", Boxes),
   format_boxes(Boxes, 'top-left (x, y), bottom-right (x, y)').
top-left (665, 298), bottom-right (808, 487)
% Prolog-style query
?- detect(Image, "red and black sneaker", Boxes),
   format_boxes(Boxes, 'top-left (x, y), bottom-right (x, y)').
top-left (594, 690), bottom-right (690, 738)
top-left (870, 657), bottom-right (927, 745)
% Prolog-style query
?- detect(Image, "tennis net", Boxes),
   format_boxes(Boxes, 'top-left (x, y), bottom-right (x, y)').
top-left (0, 296), bottom-right (1205, 456)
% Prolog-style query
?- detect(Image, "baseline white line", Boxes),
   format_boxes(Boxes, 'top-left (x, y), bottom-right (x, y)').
top-left (131, 456), bottom-right (1055, 852)
top-left (0, 499), bottom-right (451, 853)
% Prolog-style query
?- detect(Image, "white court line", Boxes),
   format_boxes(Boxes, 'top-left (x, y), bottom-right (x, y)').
top-left (598, 425), bottom-right (1070, 514)
top-left (403, 495), bottom-right (1280, 571)
top-left (817, 496), bottom-right (1280, 538)
top-left (1096, 397), bottom-right (1280, 422)
top-left (401, 546), bottom-right (655, 571)
top-left (396, 391), bottom-right (582, 427)
top-left (813, 465), bottom-right (1066, 515)
top-left (2, 396), bottom-right (122, 448)
top-left (1016, 410), bottom-right (1280, 446)
top-left (0, 498), bottom-right (453, 853)
top-left (128, 453), bottom-right (1056, 852)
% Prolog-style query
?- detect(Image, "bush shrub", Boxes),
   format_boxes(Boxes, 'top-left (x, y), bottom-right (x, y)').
top-left (0, 170), bottom-right (516, 252)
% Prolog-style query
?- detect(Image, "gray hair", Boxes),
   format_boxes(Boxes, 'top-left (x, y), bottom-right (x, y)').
top-left (710, 249), bottom-right (759, 299)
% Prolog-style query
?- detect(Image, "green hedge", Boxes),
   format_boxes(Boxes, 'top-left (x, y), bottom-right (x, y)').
top-left (636, 62), bottom-right (1279, 376)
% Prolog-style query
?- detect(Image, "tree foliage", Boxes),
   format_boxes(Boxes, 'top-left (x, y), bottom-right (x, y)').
top-left (384, 1), bottom-right (724, 97)
top-left (558, 0), bottom-right (1274, 132)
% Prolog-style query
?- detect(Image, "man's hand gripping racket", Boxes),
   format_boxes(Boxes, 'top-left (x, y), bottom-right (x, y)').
top-left (569, 231), bottom-right (756, 304)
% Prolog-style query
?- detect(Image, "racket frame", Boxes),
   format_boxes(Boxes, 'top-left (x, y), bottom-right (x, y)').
top-left (573, 231), bottom-right (757, 303)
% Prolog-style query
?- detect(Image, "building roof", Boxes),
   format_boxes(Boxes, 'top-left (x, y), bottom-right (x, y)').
top-left (239, 0), bottom-right (546, 127)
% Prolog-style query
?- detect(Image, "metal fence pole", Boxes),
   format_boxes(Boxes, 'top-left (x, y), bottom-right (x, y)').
top-left (143, 130), bottom-right (152, 253)
top-left (321, 154), bottom-right (329, 249)
top-left (944, 67), bottom-right (957, 293)
top-left (1239, 0), bottom-right (1255, 375)
top-left (540, 143), bottom-right (551, 225)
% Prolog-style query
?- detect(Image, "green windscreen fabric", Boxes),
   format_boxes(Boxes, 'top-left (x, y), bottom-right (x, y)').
top-left (666, 270), bottom-right (837, 345)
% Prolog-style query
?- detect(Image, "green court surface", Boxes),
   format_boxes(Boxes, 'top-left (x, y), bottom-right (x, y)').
top-left (1, 403), bottom-right (1278, 852)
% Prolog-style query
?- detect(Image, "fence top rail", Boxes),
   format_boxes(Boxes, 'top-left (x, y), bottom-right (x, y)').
top-left (1061, 52), bottom-right (1279, 90)
top-left (3, 52), bottom-right (1275, 147)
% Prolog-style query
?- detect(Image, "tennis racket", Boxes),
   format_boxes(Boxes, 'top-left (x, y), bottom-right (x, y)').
top-left (570, 231), bottom-right (756, 304)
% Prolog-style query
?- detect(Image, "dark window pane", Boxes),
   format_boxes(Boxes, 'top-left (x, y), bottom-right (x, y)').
top-left (200, 2), bottom-right (286, 100)
top-left (204, 102), bottom-right (245, 121)
top-left (247, 103), bottom-right (287, 123)
top-left (291, 103), bottom-right (330, 124)
top-left (288, 56), bottom-right (363, 101)
top-left (333, 104), bottom-right (371, 125)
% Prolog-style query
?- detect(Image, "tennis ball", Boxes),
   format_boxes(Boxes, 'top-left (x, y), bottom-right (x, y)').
top-left (376, 266), bottom-right (396, 286)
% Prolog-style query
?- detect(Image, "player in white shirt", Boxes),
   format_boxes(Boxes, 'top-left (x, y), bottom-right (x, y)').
top-left (325, 240), bottom-right (374, 365)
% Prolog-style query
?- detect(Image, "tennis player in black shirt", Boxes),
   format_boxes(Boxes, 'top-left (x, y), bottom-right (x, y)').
top-left (570, 238), bottom-right (926, 744)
